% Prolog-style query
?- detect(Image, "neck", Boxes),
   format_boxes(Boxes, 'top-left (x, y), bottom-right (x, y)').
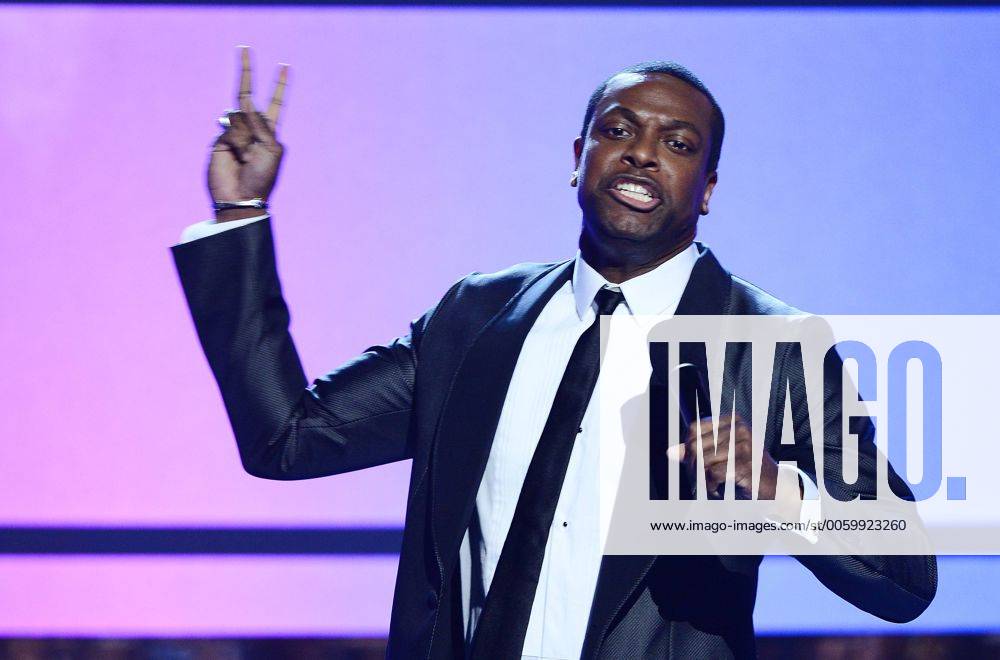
top-left (579, 228), bottom-right (694, 284)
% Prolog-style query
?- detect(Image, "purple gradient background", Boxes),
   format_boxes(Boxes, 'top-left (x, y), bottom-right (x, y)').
top-left (2, 4), bottom-right (998, 636)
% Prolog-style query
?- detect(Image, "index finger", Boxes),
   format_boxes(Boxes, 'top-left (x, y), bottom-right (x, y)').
top-left (266, 63), bottom-right (289, 127)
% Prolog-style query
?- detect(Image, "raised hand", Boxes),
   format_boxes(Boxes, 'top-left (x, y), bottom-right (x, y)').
top-left (207, 46), bottom-right (289, 222)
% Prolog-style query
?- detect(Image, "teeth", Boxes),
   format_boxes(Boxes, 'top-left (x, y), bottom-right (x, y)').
top-left (615, 181), bottom-right (653, 200)
top-left (620, 189), bottom-right (652, 203)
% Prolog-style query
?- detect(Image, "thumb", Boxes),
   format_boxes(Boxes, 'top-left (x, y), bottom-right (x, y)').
top-left (666, 442), bottom-right (687, 463)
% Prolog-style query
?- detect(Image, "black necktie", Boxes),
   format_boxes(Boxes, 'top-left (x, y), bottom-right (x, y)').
top-left (470, 287), bottom-right (626, 659)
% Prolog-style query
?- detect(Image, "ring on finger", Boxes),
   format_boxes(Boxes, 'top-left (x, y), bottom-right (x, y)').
top-left (216, 108), bottom-right (240, 129)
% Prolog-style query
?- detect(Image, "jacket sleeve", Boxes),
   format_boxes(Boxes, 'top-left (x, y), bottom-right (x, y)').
top-left (771, 330), bottom-right (938, 623)
top-left (172, 218), bottom-right (447, 480)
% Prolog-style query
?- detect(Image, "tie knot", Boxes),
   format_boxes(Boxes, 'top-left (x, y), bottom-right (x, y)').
top-left (593, 287), bottom-right (625, 316)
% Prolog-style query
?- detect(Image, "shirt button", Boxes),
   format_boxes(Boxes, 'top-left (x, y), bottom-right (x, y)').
top-left (562, 521), bottom-right (569, 527)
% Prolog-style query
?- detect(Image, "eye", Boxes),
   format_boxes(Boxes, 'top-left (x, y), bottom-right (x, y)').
top-left (604, 125), bottom-right (631, 139)
top-left (666, 139), bottom-right (691, 152)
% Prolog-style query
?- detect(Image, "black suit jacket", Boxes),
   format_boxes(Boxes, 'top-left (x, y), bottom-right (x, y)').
top-left (173, 219), bottom-right (936, 659)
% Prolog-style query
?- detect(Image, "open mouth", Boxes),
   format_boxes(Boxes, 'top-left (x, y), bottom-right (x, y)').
top-left (606, 177), bottom-right (662, 212)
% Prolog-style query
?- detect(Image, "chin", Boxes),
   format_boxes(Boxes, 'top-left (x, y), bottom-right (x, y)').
top-left (596, 211), bottom-right (664, 243)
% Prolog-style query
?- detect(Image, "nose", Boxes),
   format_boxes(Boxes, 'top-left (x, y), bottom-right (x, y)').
top-left (621, 132), bottom-right (658, 170)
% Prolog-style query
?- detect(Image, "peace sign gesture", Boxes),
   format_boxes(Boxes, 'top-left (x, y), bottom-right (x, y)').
top-left (207, 46), bottom-right (289, 222)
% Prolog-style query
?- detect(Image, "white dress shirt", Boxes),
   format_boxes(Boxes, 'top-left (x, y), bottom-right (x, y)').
top-left (180, 217), bottom-right (818, 660)
top-left (460, 245), bottom-right (700, 660)
top-left (179, 215), bottom-right (269, 243)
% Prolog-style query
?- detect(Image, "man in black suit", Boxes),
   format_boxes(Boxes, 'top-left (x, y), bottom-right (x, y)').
top-left (174, 49), bottom-right (936, 658)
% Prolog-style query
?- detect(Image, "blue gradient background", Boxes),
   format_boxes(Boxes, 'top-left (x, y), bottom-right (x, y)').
top-left (1, 4), bottom-right (998, 636)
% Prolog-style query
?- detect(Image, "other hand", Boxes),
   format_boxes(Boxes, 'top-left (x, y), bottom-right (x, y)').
top-left (667, 413), bottom-right (780, 501)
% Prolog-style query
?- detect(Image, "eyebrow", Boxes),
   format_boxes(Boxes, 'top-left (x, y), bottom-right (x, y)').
top-left (600, 105), bottom-right (704, 140)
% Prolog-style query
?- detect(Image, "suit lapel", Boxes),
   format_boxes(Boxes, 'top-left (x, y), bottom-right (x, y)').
top-left (673, 243), bottom-right (732, 318)
top-left (582, 243), bottom-right (733, 658)
top-left (430, 260), bottom-right (575, 574)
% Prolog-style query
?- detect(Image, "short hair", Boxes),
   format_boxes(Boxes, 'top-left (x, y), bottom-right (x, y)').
top-left (580, 61), bottom-right (725, 173)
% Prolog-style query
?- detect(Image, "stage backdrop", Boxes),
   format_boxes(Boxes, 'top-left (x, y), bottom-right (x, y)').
top-left (1, 3), bottom-right (998, 636)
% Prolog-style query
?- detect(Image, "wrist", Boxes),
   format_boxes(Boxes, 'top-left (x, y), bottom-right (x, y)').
top-left (769, 464), bottom-right (806, 522)
top-left (757, 456), bottom-right (779, 501)
top-left (215, 208), bottom-right (268, 223)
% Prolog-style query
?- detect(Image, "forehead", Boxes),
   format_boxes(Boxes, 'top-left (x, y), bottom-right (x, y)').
top-left (597, 72), bottom-right (714, 130)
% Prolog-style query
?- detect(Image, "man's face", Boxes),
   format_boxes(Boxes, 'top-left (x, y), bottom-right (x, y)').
top-left (574, 73), bottom-right (718, 255)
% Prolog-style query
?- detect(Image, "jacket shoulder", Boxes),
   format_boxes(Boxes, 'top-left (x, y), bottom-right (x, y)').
top-left (728, 274), bottom-right (806, 316)
top-left (418, 260), bottom-right (567, 343)
top-left (453, 260), bottom-right (567, 304)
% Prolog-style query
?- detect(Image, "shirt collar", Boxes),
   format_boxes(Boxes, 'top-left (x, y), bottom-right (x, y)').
top-left (572, 243), bottom-right (699, 319)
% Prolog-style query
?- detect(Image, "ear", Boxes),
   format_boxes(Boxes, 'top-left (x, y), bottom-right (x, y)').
top-left (700, 171), bottom-right (718, 216)
top-left (573, 136), bottom-right (584, 170)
